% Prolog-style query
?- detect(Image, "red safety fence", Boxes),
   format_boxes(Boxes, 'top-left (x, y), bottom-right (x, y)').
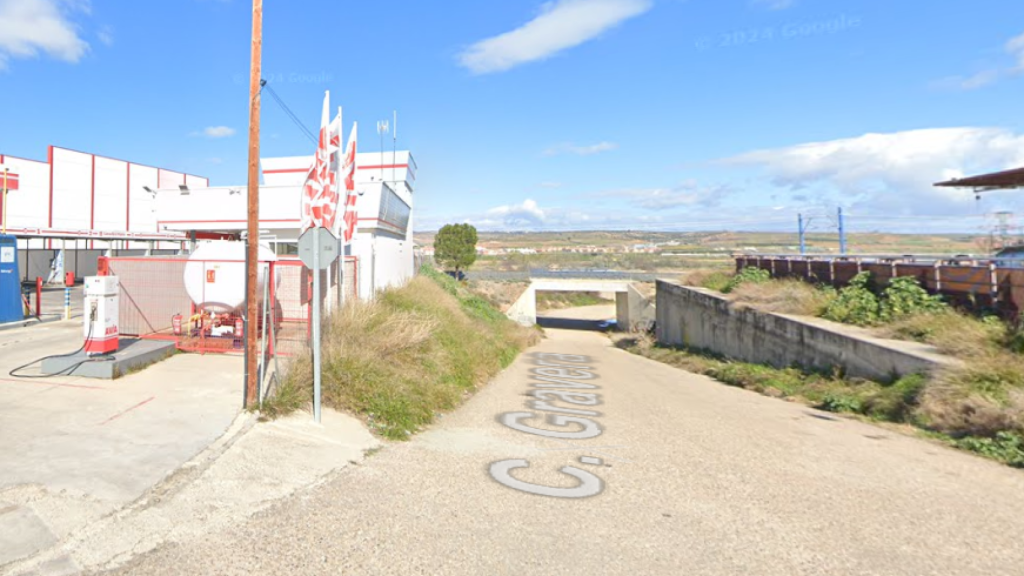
top-left (100, 255), bottom-right (359, 351)
top-left (737, 256), bottom-right (1024, 319)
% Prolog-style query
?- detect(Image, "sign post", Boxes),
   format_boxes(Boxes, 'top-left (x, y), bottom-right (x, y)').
top-left (298, 226), bottom-right (338, 423)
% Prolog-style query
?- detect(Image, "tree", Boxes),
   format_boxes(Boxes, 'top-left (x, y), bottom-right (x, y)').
top-left (434, 223), bottom-right (478, 276)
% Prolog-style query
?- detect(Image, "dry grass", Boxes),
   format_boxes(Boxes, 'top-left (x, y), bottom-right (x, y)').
top-left (917, 359), bottom-right (1024, 437)
top-left (466, 280), bottom-right (530, 313)
top-left (882, 310), bottom-right (1006, 358)
top-left (728, 279), bottom-right (835, 316)
top-left (266, 274), bottom-right (538, 438)
top-left (676, 267), bottom-right (734, 289)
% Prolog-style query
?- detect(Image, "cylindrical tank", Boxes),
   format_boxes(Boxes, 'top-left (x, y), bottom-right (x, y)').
top-left (183, 241), bottom-right (279, 314)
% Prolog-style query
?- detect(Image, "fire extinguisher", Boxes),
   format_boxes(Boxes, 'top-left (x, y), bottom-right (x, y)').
top-left (234, 317), bottom-right (244, 339)
top-left (172, 314), bottom-right (183, 336)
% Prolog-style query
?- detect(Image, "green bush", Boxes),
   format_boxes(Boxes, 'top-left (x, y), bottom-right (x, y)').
top-left (699, 272), bottom-right (733, 292)
top-left (821, 272), bottom-right (947, 326)
top-left (822, 272), bottom-right (881, 325)
top-left (880, 276), bottom-right (946, 321)
top-left (722, 267), bottom-right (771, 294)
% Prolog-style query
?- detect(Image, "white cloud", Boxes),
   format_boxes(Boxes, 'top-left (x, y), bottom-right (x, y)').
top-left (937, 30), bottom-right (1024, 90)
top-left (0, 0), bottom-right (90, 69)
top-left (752, 0), bottom-right (795, 10)
top-left (97, 24), bottom-right (113, 47)
top-left (544, 141), bottom-right (618, 156)
top-left (606, 181), bottom-right (734, 210)
top-left (201, 126), bottom-right (236, 138)
top-left (482, 198), bottom-right (547, 227)
top-left (458, 0), bottom-right (652, 74)
top-left (721, 127), bottom-right (1024, 215)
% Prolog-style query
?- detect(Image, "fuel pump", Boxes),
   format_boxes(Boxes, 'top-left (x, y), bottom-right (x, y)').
top-left (84, 276), bottom-right (119, 355)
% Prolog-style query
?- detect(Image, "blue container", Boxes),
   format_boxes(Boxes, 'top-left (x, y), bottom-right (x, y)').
top-left (0, 234), bottom-right (23, 323)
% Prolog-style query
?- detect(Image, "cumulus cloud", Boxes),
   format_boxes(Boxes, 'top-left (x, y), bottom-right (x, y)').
top-left (604, 180), bottom-right (734, 210)
top-left (544, 141), bottom-right (618, 156)
top-left (0, 0), bottom-right (90, 69)
top-left (482, 198), bottom-right (547, 227)
top-left (721, 127), bottom-right (1024, 215)
top-left (201, 126), bottom-right (236, 138)
top-left (458, 0), bottom-right (652, 74)
top-left (936, 29), bottom-right (1024, 90)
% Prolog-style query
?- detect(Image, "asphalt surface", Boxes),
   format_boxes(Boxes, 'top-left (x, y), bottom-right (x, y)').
top-left (105, 305), bottom-right (1024, 576)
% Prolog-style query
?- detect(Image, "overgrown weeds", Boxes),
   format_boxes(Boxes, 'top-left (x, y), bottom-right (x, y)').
top-left (262, 267), bottom-right (538, 439)
top-left (729, 278), bottom-right (835, 316)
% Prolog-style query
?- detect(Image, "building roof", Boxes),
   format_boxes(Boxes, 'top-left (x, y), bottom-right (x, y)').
top-left (934, 166), bottom-right (1024, 190)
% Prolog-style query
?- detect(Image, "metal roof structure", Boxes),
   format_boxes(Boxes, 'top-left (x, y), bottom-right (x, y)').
top-left (934, 166), bottom-right (1024, 191)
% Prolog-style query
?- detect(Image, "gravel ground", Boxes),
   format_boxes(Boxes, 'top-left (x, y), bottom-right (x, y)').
top-left (101, 305), bottom-right (1024, 576)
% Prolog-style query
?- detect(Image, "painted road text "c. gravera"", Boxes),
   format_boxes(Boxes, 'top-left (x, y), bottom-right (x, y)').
top-left (489, 353), bottom-right (609, 499)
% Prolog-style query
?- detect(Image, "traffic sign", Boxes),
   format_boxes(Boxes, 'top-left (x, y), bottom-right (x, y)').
top-left (298, 227), bottom-right (338, 270)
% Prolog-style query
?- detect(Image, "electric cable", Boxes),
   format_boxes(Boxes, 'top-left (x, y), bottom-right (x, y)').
top-left (9, 314), bottom-right (115, 379)
top-left (261, 81), bottom-right (319, 145)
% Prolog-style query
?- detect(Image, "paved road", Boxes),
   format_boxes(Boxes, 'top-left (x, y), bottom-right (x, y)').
top-left (108, 305), bottom-right (1024, 576)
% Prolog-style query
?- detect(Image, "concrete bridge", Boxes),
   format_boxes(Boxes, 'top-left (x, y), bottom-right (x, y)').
top-left (505, 277), bottom-right (655, 330)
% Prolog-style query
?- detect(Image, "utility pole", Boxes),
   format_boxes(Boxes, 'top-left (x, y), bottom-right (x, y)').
top-left (798, 213), bottom-right (807, 255)
top-left (244, 0), bottom-right (262, 408)
top-left (838, 207), bottom-right (846, 255)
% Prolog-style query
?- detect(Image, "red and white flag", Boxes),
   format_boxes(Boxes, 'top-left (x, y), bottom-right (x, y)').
top-left (340, 122), bottom-right (358, 243)
top-left (300, 91), bottom-right (340, 231)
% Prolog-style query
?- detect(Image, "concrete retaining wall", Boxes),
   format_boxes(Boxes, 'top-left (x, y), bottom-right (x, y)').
top-left (655, 280), bottom-right (955, 380)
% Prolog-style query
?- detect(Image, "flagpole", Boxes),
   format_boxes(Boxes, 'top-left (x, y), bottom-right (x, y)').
top-left (244, 0), bottom-right (263, 409)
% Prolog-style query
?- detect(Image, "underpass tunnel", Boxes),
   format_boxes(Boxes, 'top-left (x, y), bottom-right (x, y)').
top-left (534, 289), bottom-right (618, 331)
top-left (506, 281), bottom-right (655, 331)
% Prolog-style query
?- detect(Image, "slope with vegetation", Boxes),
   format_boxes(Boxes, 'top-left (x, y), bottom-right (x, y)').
top-left (263, 266), bottom-right (538, 439)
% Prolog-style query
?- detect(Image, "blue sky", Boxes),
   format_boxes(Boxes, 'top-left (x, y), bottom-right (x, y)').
top-left (2, 0), bottom-right (1024, 234)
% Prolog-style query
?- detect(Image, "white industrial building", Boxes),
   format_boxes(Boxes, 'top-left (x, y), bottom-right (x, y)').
top-left (155, 151), bottom-right (416, 298)
top-left (0, 145), bottom-right (416, 299)
top-left (0, 146), bottom-right (208, 280)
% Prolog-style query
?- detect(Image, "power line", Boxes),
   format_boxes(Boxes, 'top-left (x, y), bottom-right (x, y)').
top-left (261, 81), bottom-right (318, 145)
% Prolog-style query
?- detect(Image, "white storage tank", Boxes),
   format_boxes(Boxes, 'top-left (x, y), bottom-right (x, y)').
top-left (183, 241), bottom-right (278, 314)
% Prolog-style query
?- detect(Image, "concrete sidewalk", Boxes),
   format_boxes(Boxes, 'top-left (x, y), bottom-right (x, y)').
top-left (0, 321), bottom-right (242, 569)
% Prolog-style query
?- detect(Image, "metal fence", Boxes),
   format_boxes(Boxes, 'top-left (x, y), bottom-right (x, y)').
top-left (737, 255), bottom-right (1024, 318)
top-left (101, 255), bottom-right (359, 340)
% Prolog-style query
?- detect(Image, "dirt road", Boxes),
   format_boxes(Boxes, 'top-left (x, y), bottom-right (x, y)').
top-left (107, 305), bottom-right (1024, 576)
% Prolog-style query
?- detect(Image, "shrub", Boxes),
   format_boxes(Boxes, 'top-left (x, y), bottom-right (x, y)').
top-left (696, 271), bottom-right (733, 292)
top-left (821, 272), bottom-right (947, 326)
top-left (821, 272), bottom-right (882, 325)
top-left (722, 267), bottom-right (771, 294)
top-left (880, 276), bottom-right (946, 321)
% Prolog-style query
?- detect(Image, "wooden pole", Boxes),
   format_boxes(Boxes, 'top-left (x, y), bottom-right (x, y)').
top-left (244, 0), bottom-right (262, 408)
